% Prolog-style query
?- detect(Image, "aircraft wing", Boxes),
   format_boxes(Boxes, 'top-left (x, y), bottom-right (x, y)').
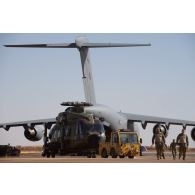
top-left (0, 118), bottom-right (56, 131)
top-left (120, 112), bottom-right (195, 129)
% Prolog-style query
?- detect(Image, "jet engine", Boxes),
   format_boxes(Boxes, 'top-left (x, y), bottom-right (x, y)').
top-left (191, 127), bottom-right (195, 141)
top-left (24, 126), bottom-right (43, 141)
top-left (153, 124), bottom-right (168, 137)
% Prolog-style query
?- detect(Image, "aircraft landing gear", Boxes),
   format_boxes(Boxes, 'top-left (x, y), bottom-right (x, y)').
top-left (42, 124), bottom-right (58, 158)
top-left (42, 143), bottom-right (58, 158)
top-left (87, 151), bottom-right (96, 158)
top-left (42, 124), bottom-right (50, 158)
top-left (42, 146), bottom-right (48, 157)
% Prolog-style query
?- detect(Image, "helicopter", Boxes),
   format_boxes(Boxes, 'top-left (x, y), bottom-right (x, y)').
top-left (41, 101), bottom-right (106, 157)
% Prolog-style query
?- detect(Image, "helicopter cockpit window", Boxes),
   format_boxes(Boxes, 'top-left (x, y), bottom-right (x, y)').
top-left (93, 119), bottom-right (105, 133)
top-left (79, 119), bottom-right (93, 135)
top-left (49, 126), bottom-right (55, 138)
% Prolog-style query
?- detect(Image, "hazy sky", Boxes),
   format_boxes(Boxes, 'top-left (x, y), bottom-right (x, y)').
top-left (0, 33), bottom-right (195, 147)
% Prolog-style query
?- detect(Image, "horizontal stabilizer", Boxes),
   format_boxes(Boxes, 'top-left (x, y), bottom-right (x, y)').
top-left (4, 43), bottom-right (77, 48)
top-left (4, 43), bottom-right (151, 48)
top-left (81, 43), bottom-right (151, 48)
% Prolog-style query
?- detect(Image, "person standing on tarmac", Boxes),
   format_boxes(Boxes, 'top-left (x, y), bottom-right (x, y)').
top-left (170, 139), bottom-right (177, 160)
top-left (152, 127), bottom-right (166, 160)
top-left (176, 129), bottom-right (189, 160)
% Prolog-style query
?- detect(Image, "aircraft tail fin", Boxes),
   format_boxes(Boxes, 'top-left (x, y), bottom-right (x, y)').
top-left (75, 38), bottom-right (151, 105)
top-left (4, 37), bottom-right (151, 105)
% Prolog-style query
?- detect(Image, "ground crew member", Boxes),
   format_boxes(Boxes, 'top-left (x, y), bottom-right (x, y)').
top-left (170, 139), bottom-right (177, 160)
top-left (152, 127), bottom-right (166, 160)
top-left (176, 129), bottom-right (189, 160)
top-left (140, 138), bottom-right (143, 156)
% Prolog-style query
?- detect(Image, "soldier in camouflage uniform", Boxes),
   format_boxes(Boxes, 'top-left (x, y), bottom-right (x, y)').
top-left (176, 129), bottom-right (189, 160)
top-left (170, 139), bottom-right (177, 160)
top-left (152, 127), bottom-right (166, 160)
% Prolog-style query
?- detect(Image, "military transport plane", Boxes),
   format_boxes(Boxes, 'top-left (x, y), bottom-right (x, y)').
top-left (0, 37), bottom-right (195, 157)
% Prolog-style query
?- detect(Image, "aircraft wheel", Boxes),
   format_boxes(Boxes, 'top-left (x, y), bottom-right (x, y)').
top-left (51, 152), bottom-right (56, 158)
top-left (101, 149), bottom-right (108, 158)
top-left (46, 152), bottom-right (50, 158)
top-left (87, 153), bottom-right (92, 158)
top-left (42, 151), bottom-right (46, 157)
top-left (91, 152), bottom-right (96, 158)
top-left (77, 152), bottom-right (83, 156)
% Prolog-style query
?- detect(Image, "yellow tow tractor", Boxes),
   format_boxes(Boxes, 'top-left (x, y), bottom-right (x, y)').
top-left (99, 129), bottom-right (141, 158)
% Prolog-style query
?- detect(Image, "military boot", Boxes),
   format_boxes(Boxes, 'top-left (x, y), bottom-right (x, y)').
top-left (162, 153), bottom-right (165, 159)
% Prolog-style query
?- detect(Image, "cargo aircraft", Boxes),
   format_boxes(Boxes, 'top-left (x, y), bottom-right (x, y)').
top-left (1, 37), bottom-right (195, 157)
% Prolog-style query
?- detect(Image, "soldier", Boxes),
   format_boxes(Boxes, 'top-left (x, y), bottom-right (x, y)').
top-left (176, 129), bottom-right (189, 160)
top-left (152, 127), bottom-right (166, 160)
top-left (170, 139), bottom-right (177, 160)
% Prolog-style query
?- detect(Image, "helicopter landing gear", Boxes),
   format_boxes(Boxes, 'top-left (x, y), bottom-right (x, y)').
top-left (87, 151), bottom-right (96, 158)
top-left (42, 123), bottom-right (58, 158)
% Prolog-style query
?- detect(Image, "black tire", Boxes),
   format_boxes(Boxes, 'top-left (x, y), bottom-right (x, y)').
top-left (51, 152), bottom-right (56, 158)
top-left (77, 152), bottom-right (83, 156)
top-left (128, 155), bottom-right (134, 159)
top-left (119, 155), bottom-right (124, 158)
top-left (46, 152), bottom-right (50, 158)
top-left (101, 149), bottom-right (108, 158)
top-left (92, 152), bottom-right (96, 158)
top-left (87, 153), bottom-right (92, 158)
top-left (42, 150), bottom-right (46, 157)
top-left (110, 149), bottom-right (117, 158)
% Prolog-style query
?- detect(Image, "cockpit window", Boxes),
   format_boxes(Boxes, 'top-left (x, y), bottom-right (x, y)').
top-left (79, 120), bottom-right (92, 135)
top-left (93, 119), bottom-right (105, 133)
top-left (49, 124), bottom-right (60, 139)
top-left (78, 119), bottom-right (105, 134)
top-left (112, 133), bottom-right (118, 143)
top-left (129, 134), bottom-right (138, 144)
top-left (120, 133), bottom-right (138, 144)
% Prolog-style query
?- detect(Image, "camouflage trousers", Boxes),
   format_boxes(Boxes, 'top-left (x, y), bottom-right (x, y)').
top-left (155, 142), bottom-right (165, 160)
top-left (178, 143), bottom-right (187, 160)
top-left (171, 148), bottom-right (177, 160)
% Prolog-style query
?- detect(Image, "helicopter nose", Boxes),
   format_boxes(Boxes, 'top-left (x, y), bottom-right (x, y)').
top-left (88, 134), bottom-right (100, 148)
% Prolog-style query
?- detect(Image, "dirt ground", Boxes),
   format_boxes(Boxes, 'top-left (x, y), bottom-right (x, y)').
top-left (0, 151), bottom-right (195, 163)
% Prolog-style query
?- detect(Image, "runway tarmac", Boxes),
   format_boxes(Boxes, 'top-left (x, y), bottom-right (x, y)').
top-left (1, 151), bottom-right (195, 163)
